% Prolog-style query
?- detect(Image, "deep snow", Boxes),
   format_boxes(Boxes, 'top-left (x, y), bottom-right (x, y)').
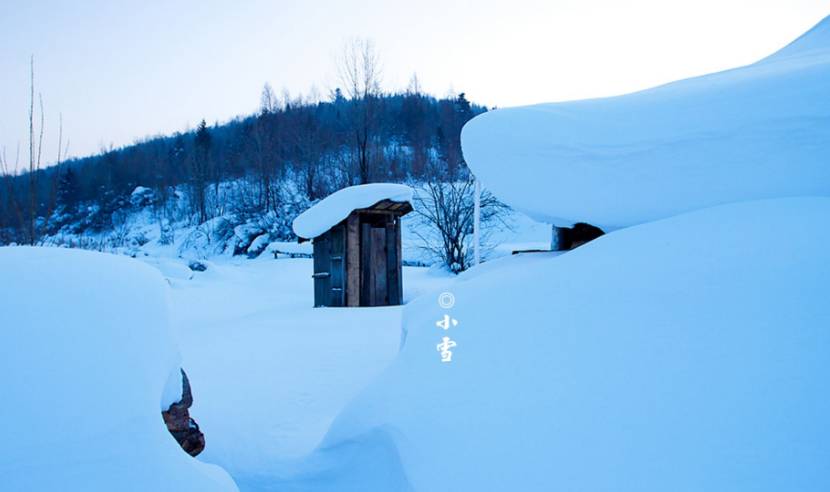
top-left (5, 14), bottom-right (830, 492)
top-left (461, 16), bottom-right (830, 230)
top-left (0, 247), bottom-right (238, 492)
top-left (162, 256), bottom-right (454, 490)
top-left (310, 197), bottom-right (830, 491)
top-left (292, 17), bottom-right (830, 492)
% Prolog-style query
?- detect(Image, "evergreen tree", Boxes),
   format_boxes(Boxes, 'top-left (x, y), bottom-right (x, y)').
top-left (191, 120), bottom-right (212, 223)
top-left (56, 167), bottom-right (80, 210)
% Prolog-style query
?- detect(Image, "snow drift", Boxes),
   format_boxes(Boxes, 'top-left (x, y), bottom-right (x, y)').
top-left (0, 247), bottom-right (237, 491)
top-left (312, 197), bottom-right (830, 491)
top-left (461, 16), bottom-right (830, 229)
top-left (292, 184), bottom-right (413, 239)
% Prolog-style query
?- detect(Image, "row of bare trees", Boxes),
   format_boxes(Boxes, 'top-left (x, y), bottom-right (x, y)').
top-left (1, 57), bottom-right (70, 245)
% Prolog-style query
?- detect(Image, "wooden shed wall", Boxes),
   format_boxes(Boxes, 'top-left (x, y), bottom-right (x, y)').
top-left (312, 209), bottom-right (406, 308)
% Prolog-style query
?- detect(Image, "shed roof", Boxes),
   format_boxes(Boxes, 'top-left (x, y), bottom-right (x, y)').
top-left (292, 183), bottom-right (414, 240)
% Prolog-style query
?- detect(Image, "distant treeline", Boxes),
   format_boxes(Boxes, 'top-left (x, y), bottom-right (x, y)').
top-left (0, 88), bottom-right (486, 244)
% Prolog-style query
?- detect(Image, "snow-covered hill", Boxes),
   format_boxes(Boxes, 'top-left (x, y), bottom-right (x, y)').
top-left (307, 197), bottom-right (830, 491)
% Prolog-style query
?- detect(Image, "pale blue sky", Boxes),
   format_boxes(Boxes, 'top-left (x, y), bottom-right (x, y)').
top-left (1, 0), bottom-right (828, 168)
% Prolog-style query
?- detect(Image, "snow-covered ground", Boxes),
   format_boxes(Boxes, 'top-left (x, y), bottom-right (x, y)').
top-left (4, 13), bottom-right (830, 492)
top-left (0, 247), bottom-right (238, 491)
top-left (160, 256), bottom-right (455, 490)
top-left (306, 197), bottom-right (830, 491)
top-left (263, 16), bottom-right (830, 492)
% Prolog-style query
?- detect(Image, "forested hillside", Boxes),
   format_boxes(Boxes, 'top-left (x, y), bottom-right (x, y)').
top-left (0, 86), bottom-right (486, 249)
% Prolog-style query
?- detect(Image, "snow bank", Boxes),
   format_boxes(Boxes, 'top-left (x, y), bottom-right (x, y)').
top-left (292, 184), bottom-right (413, 239)
top-left (313, 197), bottom-right (830, 491)
top-left (461, 16), bottom-right (830, 229)
top-left (0, 247), bottom-right (237, 491)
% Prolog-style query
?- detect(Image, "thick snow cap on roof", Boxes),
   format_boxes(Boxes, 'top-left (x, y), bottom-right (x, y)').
top-left (292, 183), bottom-right (414, 239)
top-left (461, 15), bottom-right (830, 230)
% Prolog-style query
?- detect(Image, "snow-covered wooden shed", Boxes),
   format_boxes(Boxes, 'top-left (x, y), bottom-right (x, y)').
top-left (292, 184), bottom-right (414, 307)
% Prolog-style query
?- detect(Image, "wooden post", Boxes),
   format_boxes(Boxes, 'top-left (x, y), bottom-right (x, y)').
top-left (312, 233), bottom-right (331, 307)
top-left (346, 213), bottom-right (360, 307)
top-left (396, 217), bottom-right (403, 304)
top-left (361, 223), bottom-right (371, 306)
top-left (386, 219), bottom-right (399, 305)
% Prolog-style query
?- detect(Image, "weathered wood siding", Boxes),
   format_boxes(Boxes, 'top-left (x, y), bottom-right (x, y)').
top-left (386, 221), bottom-right (400, 305)
top-left (311, 203), bottom-right (411, 307)
top-left (312, 224), bottom-right (346, 307)
top-left (312, 232), bottom-right (330, 307)
top-left (346, 213), bottom-right (360, 307)
top-left (369, 226), bottom-right (387, 306)
top-left (329, 223), bottom-right (345, 307)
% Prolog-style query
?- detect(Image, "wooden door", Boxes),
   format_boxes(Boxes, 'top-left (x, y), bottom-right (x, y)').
top-left (312, 225), bottom-right (345, 307)
top-left (312, 233), bottom-right (330, 307)
top-left (328, 224), bottom-right (345, 306)
top-left (361, 223), bottom-right (389, 306)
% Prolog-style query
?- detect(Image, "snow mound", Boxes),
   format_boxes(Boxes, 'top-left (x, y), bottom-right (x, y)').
top-left (461, 16), bottom-right (830, 229)
top-left (0, 247), bottom-right (237, 491)
top-left (314, 197), bottom-right (830, 491)
top-left (292, 184), bottom-right (413, 239)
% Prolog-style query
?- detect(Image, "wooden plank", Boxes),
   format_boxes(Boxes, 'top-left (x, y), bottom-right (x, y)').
top-left (312, 240), bottom-right (322, 306)
top-left (396, 217), bottom-right (403, 305)
top-left (386, 221), bottom-right (399, 305)
top-left (346, 214), bottom-right (360, 307)
top-left (312, 233), bottom-right (331, 307)
top-left (361, 223), bottom-right (371, 306)
top-left (370, 227), bottom-right (387, 306)
top-left (329, 224), bottom-right (344, 307)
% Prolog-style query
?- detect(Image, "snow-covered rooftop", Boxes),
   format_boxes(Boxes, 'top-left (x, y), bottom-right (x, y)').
top-left (461, 15), bottom-right (830, 230)
top-left (292, 183), bottom-right (414, 239)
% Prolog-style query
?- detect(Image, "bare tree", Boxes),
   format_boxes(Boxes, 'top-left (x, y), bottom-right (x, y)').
top-left (412, 164), bottom-right (510, 273)
top-left (406, 72), bottom-right (422, 95)
top-left (1, 57), bottom-right (47, 245)
top-left (21, 56), bottom-right (47, 244)
top-left (42, 113), bottom-right (70, 229)
top-left (337, 38), bottom-right (382, 184)
top-left (56, 113), bottom-right (69, 166)
top-left (260, 83), bottom-right (277, 114)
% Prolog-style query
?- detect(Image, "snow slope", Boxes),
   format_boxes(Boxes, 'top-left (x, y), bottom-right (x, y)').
top-left (305, 197), bottom-right (830, 491)
top-left (0, 247), bottom-right (238, 491)
top-left (163, 256), bottom-right (454, 490)
top-left (461, 16), bottom-right (830, 229)
top-left (293, 184), bottom-right (414, 239)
